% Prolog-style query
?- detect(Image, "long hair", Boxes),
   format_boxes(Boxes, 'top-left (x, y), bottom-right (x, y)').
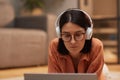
top-left (57, 9), bottom-right (92, 55)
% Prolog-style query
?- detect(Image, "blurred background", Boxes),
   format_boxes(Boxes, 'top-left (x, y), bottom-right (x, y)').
top-left (0, 0), bottom-right (120, 80)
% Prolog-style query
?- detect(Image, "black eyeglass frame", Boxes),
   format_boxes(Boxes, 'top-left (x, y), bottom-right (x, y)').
top-left (61, 32), bottom-right (86, 42)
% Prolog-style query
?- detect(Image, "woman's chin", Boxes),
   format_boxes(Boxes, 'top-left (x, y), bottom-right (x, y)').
top-left (69, 50), bottom-right (80, 55)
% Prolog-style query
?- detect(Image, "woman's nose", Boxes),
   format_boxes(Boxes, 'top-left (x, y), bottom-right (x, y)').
top-left (70, 35), bottom-right (76, 44)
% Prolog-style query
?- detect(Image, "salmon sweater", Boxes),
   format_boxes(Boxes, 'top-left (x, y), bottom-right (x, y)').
top-left (48, 38), bottom-right (104, 80)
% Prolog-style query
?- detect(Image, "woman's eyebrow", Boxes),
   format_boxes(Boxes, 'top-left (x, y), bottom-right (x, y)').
top-left (75, 30), bottom-right (85, 33)
top-left (61, 31), bottom-right (70, 33)
top-left (62, 30), bottom-right (85, 33)
top-left (61, 32), bottom-right (70, 35)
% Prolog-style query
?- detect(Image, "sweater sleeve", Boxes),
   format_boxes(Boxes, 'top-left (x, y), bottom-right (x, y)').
top-left (87, 38), bottom-right (105, 80)
top-left (48, 39), bottom-right (61, 73)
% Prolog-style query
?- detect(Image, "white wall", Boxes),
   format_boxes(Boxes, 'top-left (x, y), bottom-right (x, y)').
top-left (8, 0), bottom-right (78, 16)
top-left (44, 0), bottom-right (78, 15)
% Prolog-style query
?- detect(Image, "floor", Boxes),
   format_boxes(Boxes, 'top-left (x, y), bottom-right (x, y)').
top-left (0, 65), bottom-right (48, 79)
top-left (106, 64), bottom-right (120, 80)
top-left (107, 64), bottom-right (120, 72)
top-left (0, 64), bottom-right (120, 80)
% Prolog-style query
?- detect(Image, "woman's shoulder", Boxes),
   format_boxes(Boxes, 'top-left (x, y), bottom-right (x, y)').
top-left (91, 38), bottom-right (104, 54)
top-left (88, 38), bottom-right (104, 60)
top-left (49, 38), bottom-right (67, 59)
top-left (49, 38), bottom-right (59, 46)
top-left (92, 38), bottom-right (103, 47)
top-left (49, 38), bottom-right (59, 55)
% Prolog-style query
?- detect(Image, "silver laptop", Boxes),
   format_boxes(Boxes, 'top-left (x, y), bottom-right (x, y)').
top-left (24, 73), bottom-right (98, 80)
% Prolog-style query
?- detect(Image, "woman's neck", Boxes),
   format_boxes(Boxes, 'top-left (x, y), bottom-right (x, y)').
top-left (70, 52), bottom-right (81, 59)
top-left (70, 53), bottom-right (82, 72)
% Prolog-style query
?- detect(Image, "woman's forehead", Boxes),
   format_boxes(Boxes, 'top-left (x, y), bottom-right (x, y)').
top-left (62, 22), bottom-right (85, 32)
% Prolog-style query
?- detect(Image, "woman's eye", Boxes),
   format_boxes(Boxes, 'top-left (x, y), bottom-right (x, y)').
top-left (75, 33), bottom-right (82, 37)
top-left (64, 34), bottom-right (71, 37)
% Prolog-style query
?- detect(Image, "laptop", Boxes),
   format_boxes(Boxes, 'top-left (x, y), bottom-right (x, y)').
top-left (24, 73), bottom-right (98, 80)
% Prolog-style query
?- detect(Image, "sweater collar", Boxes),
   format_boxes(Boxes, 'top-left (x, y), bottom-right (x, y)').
top-left (58, 53), bottom-right (90, 62)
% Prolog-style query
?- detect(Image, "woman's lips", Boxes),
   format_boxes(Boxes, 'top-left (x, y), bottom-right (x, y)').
top-left (70, 46), bottom-right (77, 48)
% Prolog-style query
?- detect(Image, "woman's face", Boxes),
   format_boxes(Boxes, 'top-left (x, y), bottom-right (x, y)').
top-left (61, 22), bottom-right (86, 56)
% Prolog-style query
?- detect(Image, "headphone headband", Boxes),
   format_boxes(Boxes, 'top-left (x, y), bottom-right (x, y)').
top-left (55, 8), bottom-right (93, 40)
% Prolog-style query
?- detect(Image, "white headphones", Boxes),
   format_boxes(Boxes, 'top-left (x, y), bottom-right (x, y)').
top-left (55, 9), bottom-right (93, 40)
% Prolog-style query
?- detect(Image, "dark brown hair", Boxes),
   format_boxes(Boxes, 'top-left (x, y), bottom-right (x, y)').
top-left (57, 8), bottom-right (92, 55)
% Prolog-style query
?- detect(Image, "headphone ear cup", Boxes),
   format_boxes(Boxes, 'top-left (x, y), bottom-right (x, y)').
top-left (56, 26), bottom-right (60, 37)
top-left (86, 27), bottom-right (93, 40)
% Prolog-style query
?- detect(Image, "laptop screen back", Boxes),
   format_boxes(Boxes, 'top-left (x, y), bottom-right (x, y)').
top-left (24, 73), bottom-right (98, 80)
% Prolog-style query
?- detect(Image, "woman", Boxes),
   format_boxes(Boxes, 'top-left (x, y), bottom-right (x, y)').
top-left (48, 8), bottom-right (104, 80)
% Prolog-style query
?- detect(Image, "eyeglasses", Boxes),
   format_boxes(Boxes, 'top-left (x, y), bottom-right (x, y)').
top-left (61, 32), bottom-right (85, 42)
